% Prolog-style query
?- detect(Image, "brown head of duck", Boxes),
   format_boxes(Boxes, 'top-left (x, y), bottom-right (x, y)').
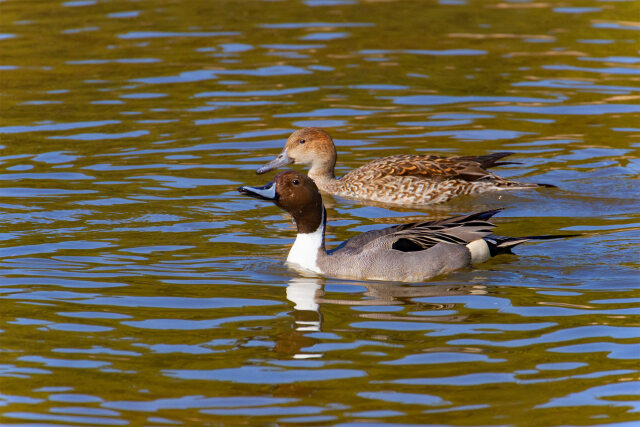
top-left (239, 170), bottom-right (325, 235)
top-left (256, 128), bottom-right (337, 185)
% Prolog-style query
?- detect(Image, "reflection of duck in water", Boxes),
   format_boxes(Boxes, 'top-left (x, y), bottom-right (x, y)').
top-left (286, 278), bottom-right (485, 319)
top-left (238, 171), bottom-right (573, 282)
top-left (275, 278), bottom-right (323, 360)
top-left (317, 281), bottom-right (485, 323)
top-left (257, 127), bottom-right (554, 206)
top-left (287, 277), bottom-right (322, 332)
top-left (279, 277), bottom-right (488, 359)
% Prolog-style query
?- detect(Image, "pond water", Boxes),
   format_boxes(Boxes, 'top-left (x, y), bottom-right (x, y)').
top-left (1, 0), bottom-right (639, 425)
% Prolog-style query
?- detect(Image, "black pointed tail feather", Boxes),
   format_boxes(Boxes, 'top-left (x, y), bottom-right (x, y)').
top-left (466, 152), bottom-right (559, 188)
top-left (412, 208), bottom-right (503, 229)
top-left (485, 234), bottom-right (580, 256)
top-left (442, 208), bottom-right (504, 223)
top-left (456, 152), bottom-right (520, 169)
top-left (459, 208), bottom-right (504, 222)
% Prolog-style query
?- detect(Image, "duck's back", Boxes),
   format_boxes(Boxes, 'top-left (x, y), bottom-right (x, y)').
top-left (319, 210), bottom-right (499, 281)
top-left (325, 153), bottom-right (541, 205)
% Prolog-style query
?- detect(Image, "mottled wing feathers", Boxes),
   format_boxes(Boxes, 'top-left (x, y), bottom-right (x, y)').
top-left (351, 153), bottom-right (516, 183)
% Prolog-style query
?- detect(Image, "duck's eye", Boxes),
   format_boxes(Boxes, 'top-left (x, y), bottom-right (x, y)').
top-left (299, 139), bottom-right (305, 144)
top-left (292, 179), bottom-right (300, 185)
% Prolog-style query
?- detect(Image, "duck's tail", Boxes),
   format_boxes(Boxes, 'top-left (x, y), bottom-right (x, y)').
top-left (484, 234), bottom-right (579, 256)
top-left (465, 152), bottom-right (558, 188)
top-left (459, 152), bottom-right (520, 168)
top-left (494, 180), bottom-right (557, 189)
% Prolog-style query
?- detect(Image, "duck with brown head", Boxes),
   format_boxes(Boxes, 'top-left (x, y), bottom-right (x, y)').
top-left (256, 128), bottom-right (337, 185)
top-left (256, 128), bottom-right (555, 206)
top-left (240, 171), bottom-right (327, 272)
top-left (239, 170), bottom-right (572, 282)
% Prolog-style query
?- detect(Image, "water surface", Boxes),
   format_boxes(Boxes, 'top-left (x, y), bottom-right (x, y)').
top-left (1, 0), bottom-right (639, 425)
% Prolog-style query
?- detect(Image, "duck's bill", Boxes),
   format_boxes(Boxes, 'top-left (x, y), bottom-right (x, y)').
top-left (256, 152), bottom-right (292, 175)
top-left (238, 181), bottom-right (278, 201)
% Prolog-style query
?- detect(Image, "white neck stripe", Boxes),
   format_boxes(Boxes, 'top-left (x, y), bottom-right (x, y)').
top-left (286, 208), bottom-right (324, 274)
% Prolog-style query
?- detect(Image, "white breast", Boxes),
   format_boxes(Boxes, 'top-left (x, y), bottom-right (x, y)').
top-left (287, 228), bottom-right (323, 273)
top-left (286, 210), bottom-right (325, 274)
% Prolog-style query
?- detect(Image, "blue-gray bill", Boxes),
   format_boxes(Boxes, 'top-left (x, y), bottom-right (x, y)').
top-left (256, 151), bottom-right (292, 174)
top-left (238, 181), bottom-right (278, 201)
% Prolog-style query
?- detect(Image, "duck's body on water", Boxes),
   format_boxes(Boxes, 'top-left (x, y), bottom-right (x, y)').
top-left (257, 128), bottom-right (554, 206)
top-left (239, 171), bottom-right (570, 282)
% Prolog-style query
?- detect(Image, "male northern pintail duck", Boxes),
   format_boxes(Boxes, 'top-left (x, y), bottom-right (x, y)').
top-left (256, 127), bottom-right (554, 206)
top-left (238, 170), bottom-right (571, 282)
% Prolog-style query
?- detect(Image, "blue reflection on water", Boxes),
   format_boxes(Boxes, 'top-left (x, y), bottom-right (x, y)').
top-left (544, 64), bottom-right (640, 75)
top-left (165, 366), bottom-right (366, 384)
top-left (260, 22), bottom-right (374, 29)
top-left (0, 120), bottom-right (120, 134)
top-left (387, 94), bottom-right (561, 105)
top-left (48, 130), bottom-right (149, 140)
top-left (537, 381), bottom-right (640, 412)
top-left (118, 31), bottom-right (240, 39)
top-left (475, 104), bottom-right (640, 115)
top-left (361, 48), bottom-right (486, 56)
top-left (102, 396), bottom-right (297, 411)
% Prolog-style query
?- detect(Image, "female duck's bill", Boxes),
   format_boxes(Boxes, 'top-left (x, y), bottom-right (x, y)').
top-left (256, 151), bottom-right (292, 175)
top-left (238, 170), bottom-right (575, 282)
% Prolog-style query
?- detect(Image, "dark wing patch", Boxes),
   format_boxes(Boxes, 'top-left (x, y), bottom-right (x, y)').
top-left (331, 209), bottom-right (502, 255)
top-left (388, 209), bottom-right (502, 252)
top-left (390, 229), bottom-right (469, 252)
top-left (391, 238), bottom-right (424, 252)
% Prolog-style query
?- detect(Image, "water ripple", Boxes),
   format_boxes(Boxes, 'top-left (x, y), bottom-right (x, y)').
top-left (1, 0), bottom-right (638, 424)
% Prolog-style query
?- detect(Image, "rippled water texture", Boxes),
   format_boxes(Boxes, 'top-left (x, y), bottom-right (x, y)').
top-left (1, 0), bottom-right (639, 425)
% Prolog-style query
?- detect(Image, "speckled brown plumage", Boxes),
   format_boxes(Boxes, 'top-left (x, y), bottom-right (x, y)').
top-left (256, 128), bottom-right (554, 206)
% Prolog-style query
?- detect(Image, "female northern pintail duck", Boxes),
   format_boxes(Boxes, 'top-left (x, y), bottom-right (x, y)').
top-left (239, 170), bottom-right (569, 282)
top-left (256, 127), bottom-right (554, 206)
